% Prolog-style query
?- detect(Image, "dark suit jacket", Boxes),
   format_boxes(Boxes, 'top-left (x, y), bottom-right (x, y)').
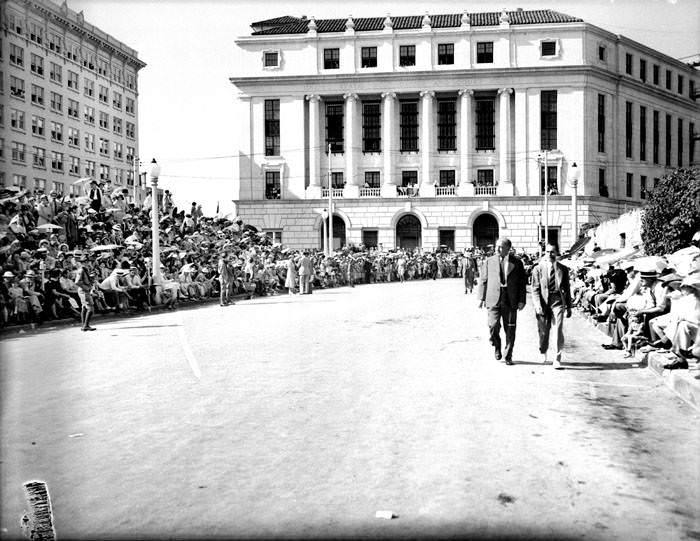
top-left (478, 254), bottom-right (527, 308)
top-left (530, 259), bottom-right (572, 313)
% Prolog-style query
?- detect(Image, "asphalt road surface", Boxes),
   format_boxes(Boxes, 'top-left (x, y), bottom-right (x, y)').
top-left (1, 279), bottom-right (699, 540)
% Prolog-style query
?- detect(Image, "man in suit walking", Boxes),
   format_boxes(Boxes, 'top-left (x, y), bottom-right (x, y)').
top-left (298, 251), bottom-right (314, 294)
top-left (531, 243), bottom-right (572, 369)
top-left (477, 237), bottom-right (527, 365)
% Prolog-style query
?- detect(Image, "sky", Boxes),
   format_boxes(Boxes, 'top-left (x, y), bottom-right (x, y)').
top-left (67, 0), bottom-right (699, 215)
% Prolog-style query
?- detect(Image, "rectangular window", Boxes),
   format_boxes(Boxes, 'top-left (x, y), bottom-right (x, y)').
top-left (30, 53), bottom-right (44, 76)
top-left (99, 164), bottom-right (110, 181)
top-left (625, 53), bottom-right (633, 75)
top-left (653, 64), bottom-right (659, 85)
top-left (654, 177), bottom-right (660, 188)
top-left (439, 170), bottom-right (456, 187)
top-left (438, 43), bottom-right (454, 65)
top-left (12, 142), bottom-right (26, 163)
top-left (625, 101), bottom-right (633, 158)
top-left (67, 99), bottom-right (79, 119)
top-left (84, 105), bottom-right (95, 124)
top-left (326, 102), bottom-right (344, 153)
top-left (598, 45), bottom-right (606, 61)
top-left (34, 178), bottom-right (46, 192)
top-left (361, 47), bottom-right (377, 68)
top-left (99, 111), bottom-right (109, 129)
top-left (31, 84), bottom-right (44, 106)
top-left (97, 58), bottom-right (109, 77)
top-left (690, 80), bottom-right (696, 100)
top-left (113, 142), bottom-right (123, 159)
top-left (323, 48), bottom-right (340, 70)
top-left (50, 62), bottom-right (62, 83)
top-left (666, 114), bottom-right (672, 166)
top-left (51, 151), bottom-right (63, 171)
top-left (68, 127), bottom-right (79, 147)
top-left (639, 106), bottom-right (646, 161)
top-left (401, 170), bottom-right (418, 187)
top-left (265, 171), bottom-right (280, 199)
top-left (99, 138), bottom-right (109, 156)
top-left (639, 59), bottom-right (646, 82)
top-left (399, 101), bottom-right (418, 152)
top-left (113, 117), bottom-right (122, 135)
top-left (540, 166), bottom-right (558, 195)
top-left (13, 175), bottom-right (27, 188)
top-left (10, 76), bottom-right (25, 99)
top-left (666, 70), bottom-right (672, 90)
top-left (48, 32), bottom-right (62, 53)
top-left (31, 115), bottom-right (44, 136)
top-left (29, 21), bottom-right (43, 44)
top-left (541, 41), bottom-right (556, 56)
top-left (362, 102), bottom-right (381, 152)
top-left (626, 173), bottom-right (633, 198)
top-left (476, 42), bottom-right (493, 63)
top-left (399, 45), bottom-right (416, 67)
top-left (263, 99), bottom-right (280, 156)
top-left (263, 51), bottom-right (278, 67)
top-left (477, 169), bottom-right (494, 186)
top-left (265, 230), bottom-right (283, 244)
top-left (10, 43), bottom-right (23, 67)
top-left (85, 132), bottom-right (95, 152)
top-left (678, 118), bottom-right (683, 167)
top-left (98, 85), bottom-right (108, 104)
top-left (33, 147), bottom-right (45, 168)
top-left (113, 92), bottom-right (122, 110)
top-left (67, 71), bottom-right (78, 90)
top-left (364, 171), bottom-right (380, 188)
top-left (437, 99), bottom-right (456, 151)
top-left (84, 160), bottom-right (95, 177)
top-left (126, 98), bottom-right (135, 115)
top-left (51, 181), bottom-right (64, 194)
top-left (597, 94), bottom-right (605, 153)
top-left (50, 92), bottom-right (62, 113)
top-left (690, 122), bottom-right (696, 166)
top-left (125, 122), bottom-right (135, 138)
top-left (599, 169), bottom-right (608, 197)
top-left (540, 91), bottom-right (557, 151)
top-left (640, 175), bottom-right (647, 199)
top-left (11, 109), bottom-right (25, 130)
top-left (331, 172), bottom-right (344, 189)
top-left (653, 110), bottom-right (659, 164)
top-left (84, 79), bottom-right (94, 97)
top-left (362, 230), bottom-right (378, 249)
top-left (678, 75), bottom-right (684, 95)
top-left (50, 121), bottom-right (63, 142)
top-left (475, 98), bottom-right (495, 150)
top-left (69, 156), bottom-right (80, 175)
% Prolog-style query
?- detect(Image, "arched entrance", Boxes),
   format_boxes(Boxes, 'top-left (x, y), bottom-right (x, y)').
top-left (320, 216), bottom-right (346, 250)
top-left (473, 213), bottom-right (499, 250)
top-left (396, 214), bottom-right (422, 250)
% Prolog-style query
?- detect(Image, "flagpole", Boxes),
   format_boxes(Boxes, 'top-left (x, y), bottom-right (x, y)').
top-left (328, 143), bottom-right (333, 256)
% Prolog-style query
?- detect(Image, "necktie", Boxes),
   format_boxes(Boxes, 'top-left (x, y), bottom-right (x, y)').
top-left (500, 257), bottom-right (506, 285)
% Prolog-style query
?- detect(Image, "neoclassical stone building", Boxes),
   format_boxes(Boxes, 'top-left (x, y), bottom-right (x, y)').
top-left (230, 9), bottom-right (698, 252)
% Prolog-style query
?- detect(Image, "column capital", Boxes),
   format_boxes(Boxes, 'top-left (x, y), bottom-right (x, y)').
top-left (458, 89), bottom-right (474, 97)
top-left (381, 91), bottom-right (397, 100)
top-left (343, 92), bottom-right (359, 102)
top-left (419, 90), bottom-right (436, 99)
top-left (497, 88), bottom-right (513, 96)
top-left (306, 94), bottom-right (322, 102)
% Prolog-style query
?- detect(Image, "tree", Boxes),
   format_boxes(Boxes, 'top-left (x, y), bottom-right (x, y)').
top-left (641, 168), bottom-right (700, 255)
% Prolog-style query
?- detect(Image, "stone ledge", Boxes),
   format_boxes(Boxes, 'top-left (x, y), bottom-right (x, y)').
top-left (642, 351), bottom-right (700, 413)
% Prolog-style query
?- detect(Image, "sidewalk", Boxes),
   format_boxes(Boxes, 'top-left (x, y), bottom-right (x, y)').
top-left (589, 315), bottom-right (700, 413)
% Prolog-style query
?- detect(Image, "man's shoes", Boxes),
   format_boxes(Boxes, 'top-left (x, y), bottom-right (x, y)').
top-left (602, 344), bottom-right (620, 350)
top-left (81, 326), bottom-right (96, 331)
top-left (540, 352), bottom-right (548, 364)
top-left (553, 358), bottom-right (563, 370)
top-left (495, 350), bottom-right (502, 361)
top-left (505, 358), bottom-right (514, 366)
top-left (663, 358), bottom-right (689, 370)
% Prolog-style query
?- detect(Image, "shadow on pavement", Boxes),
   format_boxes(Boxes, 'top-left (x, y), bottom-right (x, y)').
top-left (108, 324), bottom-right (183, 330)
top-left (561, 361), bottom-right (645, 371)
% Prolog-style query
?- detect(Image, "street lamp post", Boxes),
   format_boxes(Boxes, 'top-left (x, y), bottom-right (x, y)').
top-left (150, 158), bottom-right (162, 284)
top-left (569, 162), bottom-right (581, 249)
top-left (321, 209), bottom-right (329, 256)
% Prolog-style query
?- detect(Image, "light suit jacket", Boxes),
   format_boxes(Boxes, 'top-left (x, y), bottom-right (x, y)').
top-left (530, 258), bottom-right (572, 313)
top-left (477, 254), bottom-right (527, 308)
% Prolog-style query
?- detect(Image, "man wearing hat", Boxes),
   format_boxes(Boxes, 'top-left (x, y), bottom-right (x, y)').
top-left (74, 256), bottom-right (97, 331)
top-left (601, 262), bottom-right (642, 350)
top-left (461, 248), bottom-right (478, 294)
top-left (88, 180), bottom-right (103, 213)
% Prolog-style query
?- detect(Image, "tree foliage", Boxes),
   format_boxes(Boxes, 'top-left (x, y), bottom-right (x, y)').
top-left (641, 168), bottom-right (700, 255)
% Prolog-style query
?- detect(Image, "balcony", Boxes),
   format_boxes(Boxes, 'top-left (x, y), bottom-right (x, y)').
top-left (435, 186), bottom-right (456, 196)
top-left (397, 186), bottom-right (419, 197)
top-left (322, 188), bottom-right (344, 198)
top-left (360, 188), bottom-right (380, 197)
top-left (474, 185), bottom-right (497, 196)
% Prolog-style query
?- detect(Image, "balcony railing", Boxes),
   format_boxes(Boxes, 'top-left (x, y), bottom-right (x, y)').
top-left (474, 185), bottom-right (497, 196)
top-left (397, 186), bottom-right (419, 197)
top-left (322, 188), bottom-right (344, 198)
top-left (436, 186), bottom-right (456, 196)
top-left (360, 187), bottom-right (381, 197)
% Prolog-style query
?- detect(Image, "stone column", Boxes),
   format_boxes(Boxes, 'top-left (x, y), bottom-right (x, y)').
top-left (420, 90), bottom-right (436, 197)
top-left (343, 92), bottom-right (360, 198)
top-left (458, 89), bottom-right (474, 196)
top-left (381, 91), bottom-right (397, 198)
top-left (306, 94), bottom-right (322, 198)
top-left (497, 87), bottom-right (514, 195)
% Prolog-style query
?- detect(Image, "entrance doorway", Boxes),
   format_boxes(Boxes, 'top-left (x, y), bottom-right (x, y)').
top-left (438, 229), bottom-right (455, 251)
top-left (396, 214), bottom-right (422, 250)
top-left (473, 213), bottom-right (499, 250)
top-left (320, 216), bottom-right (346, 250)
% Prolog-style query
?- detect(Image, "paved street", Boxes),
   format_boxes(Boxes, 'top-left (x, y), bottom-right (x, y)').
top-left (1, 278), bottom-right (699, 540)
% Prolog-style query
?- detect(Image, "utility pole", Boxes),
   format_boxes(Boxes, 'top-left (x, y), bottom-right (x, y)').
top-left (543, 149), bottom-right (549, 250)
top-left (328, 143), bottom-right (333, 255)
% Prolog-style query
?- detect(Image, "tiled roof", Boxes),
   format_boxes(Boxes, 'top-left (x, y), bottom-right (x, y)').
top-left (250, 10), bottom-right (582, 35)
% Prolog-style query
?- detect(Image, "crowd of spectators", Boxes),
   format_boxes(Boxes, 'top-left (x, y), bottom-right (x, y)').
top-left (0, 182), bottom-right (493, 328)
top-left (569, 242), bottom-right (700, 369)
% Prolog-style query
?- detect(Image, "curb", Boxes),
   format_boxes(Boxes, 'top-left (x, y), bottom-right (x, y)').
top-left (642, 351), bottom-right (700, 413)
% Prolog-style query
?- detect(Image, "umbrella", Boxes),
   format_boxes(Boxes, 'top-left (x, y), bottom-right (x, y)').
top-left (72, 177), bottom-right (92, 185)
top-left (630, 255), bottom-right (667, 273)
top-left (90, 244), bottom-right (121, 252)
top-left (593, 246), bottom-right (640, 266)
top-left (37, 224), bottom-right (64, 232)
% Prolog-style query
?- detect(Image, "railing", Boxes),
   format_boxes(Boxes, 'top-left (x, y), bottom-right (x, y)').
top-left (322, 188), bottom-right (344, 198)
top-left (474, 185), bottom-right (497, 196)
top-left (397, 186), bottom-right (419, 197)
top-left (435, 186), bottom-right (456, 196)
top-left (360, 188), bottom-right (381, 197)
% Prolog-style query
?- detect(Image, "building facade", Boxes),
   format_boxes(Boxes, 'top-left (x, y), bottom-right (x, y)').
top-left (1, 0), bottom-right (146, 203)
top-left (230, 9), bottom-right (699, 252)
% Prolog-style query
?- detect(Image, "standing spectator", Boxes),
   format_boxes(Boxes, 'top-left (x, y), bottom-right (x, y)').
top-left (285, 257), bottom-right (297, 295)
top-left (75, 255), bottom-right (96, 331)
top-left (217, 253), bottom-right (233, 306)
top-left (298, 251), bottom-right (313, 294)
top-left (35, 195), bottom-right (53, 226)
top-left (88, 180), bottom-right (103, 213)
top-left (461, 248), bottom-right (478, 294)
top-left (162, 190), bottom-right (174, 217)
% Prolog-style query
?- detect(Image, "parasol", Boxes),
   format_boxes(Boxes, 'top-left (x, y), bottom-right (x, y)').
top-left (90, 244), bottom-right (121, 252)
top-left (36, 224), bottom-right (64, 232)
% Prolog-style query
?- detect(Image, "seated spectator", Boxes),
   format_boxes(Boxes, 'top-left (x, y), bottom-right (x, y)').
top-left (99, 267), bottom-right (130, 311)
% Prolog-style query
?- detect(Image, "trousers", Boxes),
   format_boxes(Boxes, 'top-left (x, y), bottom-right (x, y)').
top-left (487, 289), bottom-right (518, 361)
top-left (536, 296), bottom-right (565, 360)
